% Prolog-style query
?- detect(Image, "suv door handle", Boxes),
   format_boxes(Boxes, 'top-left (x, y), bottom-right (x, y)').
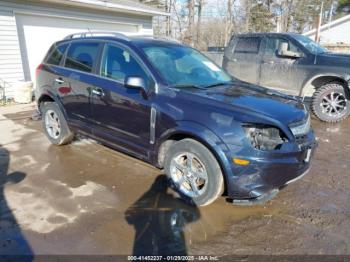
top-left (91, 87), bottom-right (104, 97)
top-left (55, 78), bottom-right (64, 84)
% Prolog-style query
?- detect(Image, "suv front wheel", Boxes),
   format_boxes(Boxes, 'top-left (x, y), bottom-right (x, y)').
top-left (41, 102), bottom-right (74, 145)
top-left (312, 83), bottom-right (350, 123)
top-left (164, 139), bottom-right (224, 206)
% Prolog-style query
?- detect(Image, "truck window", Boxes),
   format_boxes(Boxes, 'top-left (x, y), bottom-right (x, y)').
top-left (234, 37), bottom-right (261, 54)
top-left (265, 38), bottom-right (301, 56)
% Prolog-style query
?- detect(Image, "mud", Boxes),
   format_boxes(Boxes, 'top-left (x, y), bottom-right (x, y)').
top-left (0, 103), bottom-right (350, 255)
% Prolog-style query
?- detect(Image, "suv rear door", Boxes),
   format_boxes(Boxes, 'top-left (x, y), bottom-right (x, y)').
top-left (58, 41), bottom-right (103, 131)
top-left (41, 42), bottom-right (69, 102)
top-left (90, 42), bottom-right (153, 159)
top-left (223, 36), bottom-right (262, 84)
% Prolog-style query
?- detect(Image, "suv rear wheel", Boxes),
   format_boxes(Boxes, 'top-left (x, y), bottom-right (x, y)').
top-left (41, 102), bottom-right (74, 145)
top-left (164, 139), bottom-right (224, 206)
top-left (312, 83), bottom-right (350, 123)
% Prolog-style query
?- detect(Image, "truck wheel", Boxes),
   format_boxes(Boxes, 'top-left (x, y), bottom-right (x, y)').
top-left (41, 102), bottom-right (74, 145)
top-left (164, 139), bottom-right (224, 206)
top-left (312, 83), bottom-right (350, 123)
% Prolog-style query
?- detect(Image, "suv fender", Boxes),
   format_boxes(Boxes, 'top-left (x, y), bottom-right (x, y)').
top-left (300, 74), bottom-right (350, 97)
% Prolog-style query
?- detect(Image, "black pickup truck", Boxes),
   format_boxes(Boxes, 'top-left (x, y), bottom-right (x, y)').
top-left (223, 33), bottom-right (350, 123)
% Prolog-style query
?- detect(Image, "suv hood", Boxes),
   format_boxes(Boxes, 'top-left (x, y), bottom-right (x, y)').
top-left (190, 81), bottom-right (307, 124)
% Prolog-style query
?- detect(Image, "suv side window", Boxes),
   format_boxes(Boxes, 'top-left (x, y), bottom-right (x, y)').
top-left (234, 37), bottom-right (261, 54)
top-left (46, 44), bottom-right (68, 66)
top-left (265, 37), bottom-right (301, 56)
top-left (65, 42), bottom-right (100, 73)
top-left (100, 44), bottom-right (149, 83)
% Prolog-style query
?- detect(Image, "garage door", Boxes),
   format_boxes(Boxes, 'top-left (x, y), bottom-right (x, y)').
top-left (16, 14), bottom-right (139, 82)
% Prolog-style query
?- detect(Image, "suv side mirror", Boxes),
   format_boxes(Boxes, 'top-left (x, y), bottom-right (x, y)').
top-left (125, 76), bottom-right (147, 90)
top-left (278, 42), bottom-right (302, 58)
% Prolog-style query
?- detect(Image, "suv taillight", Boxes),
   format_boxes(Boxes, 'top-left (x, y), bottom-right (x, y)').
top-left (36, 64), bottom-right (43, 78)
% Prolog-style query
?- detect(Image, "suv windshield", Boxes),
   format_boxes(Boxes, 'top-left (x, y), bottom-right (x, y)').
top-left (142, 45), bottom-right (232, 88)
top-left (292, 34), bottom-right (328, 55)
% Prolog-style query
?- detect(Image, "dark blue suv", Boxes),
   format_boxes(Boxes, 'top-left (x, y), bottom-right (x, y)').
top-left (36, 32), bottom-right (316, 206)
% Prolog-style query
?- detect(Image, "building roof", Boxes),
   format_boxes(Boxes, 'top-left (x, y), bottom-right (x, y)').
top-left (303, 14), bottom-right (350, 36)
top-left (40, 0), bottom-right (170, 16)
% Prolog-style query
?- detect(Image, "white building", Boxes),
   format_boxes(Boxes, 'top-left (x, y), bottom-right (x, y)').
top-left (304, 14), bottom-right (350, 44)
top-left (0, 0), bottom-right (168, 98)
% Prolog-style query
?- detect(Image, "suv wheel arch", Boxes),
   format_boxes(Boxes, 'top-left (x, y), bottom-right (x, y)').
top-left (38, 93), bottom-right (68, 118)
top-left (38, 94), bottom-right (55, 110)
top-left (157, 133), bottom-right (228, 196)
top-left (156, 131), bottom-right (228, 193)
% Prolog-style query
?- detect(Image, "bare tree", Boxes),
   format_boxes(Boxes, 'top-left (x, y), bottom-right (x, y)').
top-left (171, 0), bottom-right (184, 38)
top-left (165, 0), bottom-right (173, 36)
top-left (185, 0), bottom-right (196, 46)
top-left (244, 0), bottom-right (252, 31)
top-left (196, 0), bottom-right (205, 47)
top-left (139, 0), bottom-right (338, 49)
top-left (224, 0), bottom-right (235, 45)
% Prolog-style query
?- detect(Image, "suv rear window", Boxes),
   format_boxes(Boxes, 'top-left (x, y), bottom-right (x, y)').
top-left (234, 37), bottom-right (261, 54)
top-left (46, 44), bottom-right (68, 66)
top-left (65, 42), bottom-right (99, 73)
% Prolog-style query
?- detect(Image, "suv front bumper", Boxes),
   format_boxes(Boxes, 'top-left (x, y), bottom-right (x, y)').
top-left (226, 131), bottom-right (317, 201)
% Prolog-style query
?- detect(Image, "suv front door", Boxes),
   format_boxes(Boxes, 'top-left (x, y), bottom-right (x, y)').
top-left (259, 36), bottom-right (307, 95)
top-left (91, 43), bottom-right (153, 159)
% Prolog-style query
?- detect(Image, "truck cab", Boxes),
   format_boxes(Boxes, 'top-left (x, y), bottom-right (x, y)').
top-left (223, 33), bottom-right (350, 123)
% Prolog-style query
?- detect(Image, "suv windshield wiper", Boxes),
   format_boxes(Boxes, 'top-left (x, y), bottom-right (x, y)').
top-left (203, 81), bottom-right (234, 89)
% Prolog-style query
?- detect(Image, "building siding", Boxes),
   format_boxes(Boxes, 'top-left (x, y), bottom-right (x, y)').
top-left (0, 0), bottom-right (153, 32)
top-left (0, 0), bottom-right (155, 99)
top-left (0, 10), bottom-right (24, 98)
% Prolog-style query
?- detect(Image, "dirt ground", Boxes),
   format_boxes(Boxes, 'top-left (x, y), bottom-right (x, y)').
top-left (0, 103), bottom-right (350, 256)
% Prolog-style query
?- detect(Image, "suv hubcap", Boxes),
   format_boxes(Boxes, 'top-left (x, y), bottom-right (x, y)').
top-left (170, 152), bottom-right (208, 198)
top-left (45, 110), bottom-right (61, 139)
top-left (320, 91), bottom-right (347, 117)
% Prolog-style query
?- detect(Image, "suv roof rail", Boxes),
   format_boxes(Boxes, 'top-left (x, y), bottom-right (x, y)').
top-left (63, 31), bottom-right (130, 41)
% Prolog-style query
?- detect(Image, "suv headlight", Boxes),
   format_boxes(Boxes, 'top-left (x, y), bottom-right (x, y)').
top-left (243, 125), bottom-right (287, 151)
top-left (289, 115), bottom-right (311, 137)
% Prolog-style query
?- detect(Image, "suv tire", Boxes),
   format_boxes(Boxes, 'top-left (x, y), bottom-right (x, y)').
top-left (164, 139), bottom-right (224, 206)
top-left (312, 83), bottom-right (350, 123)
top-left (41, 102), bottom-right (74, 145)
